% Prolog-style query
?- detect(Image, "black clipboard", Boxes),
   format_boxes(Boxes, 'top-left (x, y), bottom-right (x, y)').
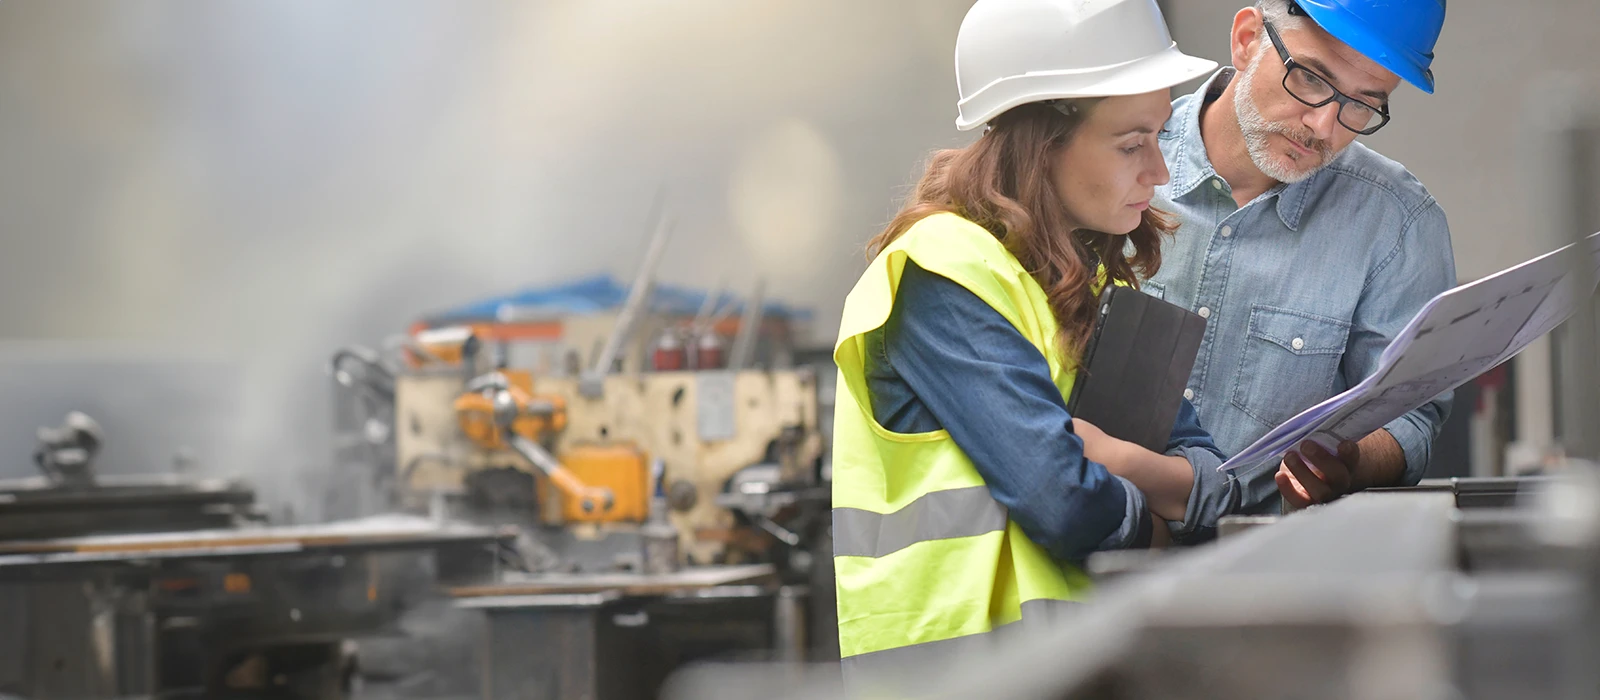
top-left (1066, 286), bottom-right (1207, 453)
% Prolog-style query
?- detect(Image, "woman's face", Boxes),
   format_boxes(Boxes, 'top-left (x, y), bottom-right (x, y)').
top-left (1052, 91), bottom-right (1174, 236)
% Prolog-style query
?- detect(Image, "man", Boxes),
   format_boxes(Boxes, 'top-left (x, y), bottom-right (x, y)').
top-left (1146, 0), bottom-right (1454, 539)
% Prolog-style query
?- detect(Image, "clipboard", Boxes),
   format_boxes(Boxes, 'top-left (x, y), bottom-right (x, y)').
top-left (1066, 285), bottom-right (1207, 453)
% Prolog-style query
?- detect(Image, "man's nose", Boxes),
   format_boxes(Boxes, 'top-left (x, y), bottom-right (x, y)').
top-left (1304, 103), bottom-right (1341, 142)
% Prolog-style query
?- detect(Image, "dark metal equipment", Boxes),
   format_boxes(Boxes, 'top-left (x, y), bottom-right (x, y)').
top-left (0, 412), bottom-right (509, 700)
top-left (454, 566), bottom-right (804, 700)
top-left (32, 411), bottom-right (105, 489)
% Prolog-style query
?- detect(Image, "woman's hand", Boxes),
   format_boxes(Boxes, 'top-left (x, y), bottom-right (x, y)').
top-left (1071, 418), bottom-right (1136, 470)
top-left (1072, 418), bottom-right (1192, 522)
top-left (1150, 513), bottom-right (1172, 549)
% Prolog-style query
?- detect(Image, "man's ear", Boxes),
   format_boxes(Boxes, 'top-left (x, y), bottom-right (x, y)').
top-left (1228, 7), bottom-right (1266, 72)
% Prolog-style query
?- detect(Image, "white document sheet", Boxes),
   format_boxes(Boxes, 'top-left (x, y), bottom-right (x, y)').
top-left (1220, 231), bottom-right (1600, 472)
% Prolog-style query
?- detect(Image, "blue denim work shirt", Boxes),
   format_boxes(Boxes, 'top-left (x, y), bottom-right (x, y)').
top-left (1146, 70), bottom-right (1457, 532)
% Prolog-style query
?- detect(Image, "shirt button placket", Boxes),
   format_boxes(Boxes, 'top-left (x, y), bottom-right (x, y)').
top-left (1190, 179), bottom-right (1233, 406)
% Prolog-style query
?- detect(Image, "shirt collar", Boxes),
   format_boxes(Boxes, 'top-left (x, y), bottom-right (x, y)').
top-left (1276, 171), bottom-right (1316, 232)
top-left (1163, 68), bottom-right (1317, 232)
top-left (1162, 69), bottom-right (1229, 199)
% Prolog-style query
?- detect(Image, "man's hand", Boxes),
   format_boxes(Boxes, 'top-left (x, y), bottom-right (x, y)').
top-left (1276, 429), bottom-right (1409, 509)
top-left (1275, 439), bottom-right (1360, 509)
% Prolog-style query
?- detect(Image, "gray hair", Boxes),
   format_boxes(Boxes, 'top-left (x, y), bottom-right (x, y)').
top-left (1255, 0), bottom-right (1311, 31)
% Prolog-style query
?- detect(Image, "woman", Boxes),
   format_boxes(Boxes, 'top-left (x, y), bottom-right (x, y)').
top-left (832, 0), bottom-right (1225, 680)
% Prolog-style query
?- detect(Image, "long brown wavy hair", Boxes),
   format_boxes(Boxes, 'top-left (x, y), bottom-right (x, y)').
top-left (868, 100), bottom-right (1175, 363)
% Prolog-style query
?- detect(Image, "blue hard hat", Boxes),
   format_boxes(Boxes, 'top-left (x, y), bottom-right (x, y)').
top-left (1291, 0), bottom-right (1446, 94)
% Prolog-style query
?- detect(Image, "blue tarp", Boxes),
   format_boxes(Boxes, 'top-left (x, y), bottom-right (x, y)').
top-left (425, 273), bottom-right (810, 324)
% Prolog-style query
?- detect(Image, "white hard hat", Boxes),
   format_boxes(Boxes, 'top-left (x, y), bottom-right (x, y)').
top-left (955, 0), bottom-right (1218, 131)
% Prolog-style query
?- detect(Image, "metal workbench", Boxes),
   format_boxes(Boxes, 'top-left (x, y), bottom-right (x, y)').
top-left (0, 514), bottom-right (511, 699)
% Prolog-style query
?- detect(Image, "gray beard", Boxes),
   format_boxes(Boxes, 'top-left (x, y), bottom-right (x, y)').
top-left (1232, 53), bottom-right (1334, 184)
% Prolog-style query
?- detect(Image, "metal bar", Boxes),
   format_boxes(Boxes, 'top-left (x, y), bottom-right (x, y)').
top-left (1523, 74), bottom-right (1600, 461)
top-left (693, 276), bottom-right (729, 331)
top-left (729, 278), bottom-right (767, 371)
top-left (449, 564), bottom-right (776, 598)
top-left (1554, 78), bottom-right (1600, 459)
top-left (583, 193), bottom-right (674, 397)
top-left (774, 585), bottom-right (807, 664)
top-left (455, 592), bottom-right (621, 610)
top-left (0, 527), bottom-right (510, 575)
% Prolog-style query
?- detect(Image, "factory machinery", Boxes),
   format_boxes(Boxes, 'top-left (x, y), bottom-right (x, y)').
top-left (0, 411), bottom-right (511, 700)
top-left (329, 214), bottom-right (836, 698)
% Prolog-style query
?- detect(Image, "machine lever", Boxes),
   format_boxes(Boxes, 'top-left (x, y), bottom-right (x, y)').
top-left (506, 433), bottom-right (615, 514)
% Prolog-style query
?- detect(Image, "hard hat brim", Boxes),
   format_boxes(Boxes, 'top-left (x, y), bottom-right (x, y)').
top-left (956, 45), bottom-right (1218, 131)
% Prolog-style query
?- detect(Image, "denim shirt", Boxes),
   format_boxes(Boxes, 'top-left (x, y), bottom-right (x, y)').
top-left (1146, 70), bottom-right (1457, 530)
top-left (863, 260), bottom-right (1227, 562)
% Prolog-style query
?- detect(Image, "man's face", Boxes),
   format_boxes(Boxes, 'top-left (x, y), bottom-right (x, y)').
top-left (1232, 14), bottom-right (1402, 183)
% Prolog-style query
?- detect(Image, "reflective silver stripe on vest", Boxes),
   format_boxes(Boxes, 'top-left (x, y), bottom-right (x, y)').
top-left (832, 485), bottom-right (1008, 559)
top-left (840, 599), bottom-right (1082, 691)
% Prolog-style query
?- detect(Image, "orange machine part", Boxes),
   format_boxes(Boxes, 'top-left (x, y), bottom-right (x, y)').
top-left (454, 370), bottom-right (567, 449)
top-left (538, 443), bottom-right (650, 524)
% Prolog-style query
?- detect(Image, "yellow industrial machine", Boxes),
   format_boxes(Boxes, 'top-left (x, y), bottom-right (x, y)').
top-left (449, 368), bottom-right (633, 522)
top-left (328, 217), bottom-right (839, 696)
top-left (330, 214), bottom-right (829, 571)
top-left (387, 328), bottom-right (824, 571)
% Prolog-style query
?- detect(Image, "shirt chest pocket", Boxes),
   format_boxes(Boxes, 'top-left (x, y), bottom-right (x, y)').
top-left (1231, 305), bottom-right (1351, 429)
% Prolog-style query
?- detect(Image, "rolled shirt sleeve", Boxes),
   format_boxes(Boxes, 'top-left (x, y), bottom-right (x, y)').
top-left (1343, 202), bottom-right (1456, 484)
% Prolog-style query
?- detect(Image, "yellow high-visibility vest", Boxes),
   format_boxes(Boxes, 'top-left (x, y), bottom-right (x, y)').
top-left (833, 212), bottom-right (1103, 676)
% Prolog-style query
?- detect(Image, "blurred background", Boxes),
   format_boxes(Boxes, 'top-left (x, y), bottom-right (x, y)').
top-left (0, 2), bottom-right (1597, 698)
top-left (0, 0), bottom-right (982, 517)
top-left (0, 0), bottom-right (1595, 512)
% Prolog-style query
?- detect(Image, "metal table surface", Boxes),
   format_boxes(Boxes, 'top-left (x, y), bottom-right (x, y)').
top-left (0, 514), bottom-right (513, 574)
top-left (449, 563), bottom-right (777, 598)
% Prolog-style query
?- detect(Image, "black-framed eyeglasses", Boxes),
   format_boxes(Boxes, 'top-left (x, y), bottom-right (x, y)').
top-left (1261, 18), bottom-right (1391, 135)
